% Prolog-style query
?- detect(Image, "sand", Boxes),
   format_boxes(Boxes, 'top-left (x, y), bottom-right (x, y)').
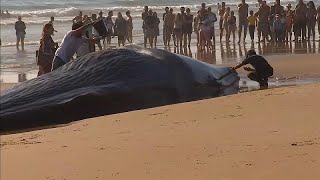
top-left (1, 53), bottom-right (320, 180)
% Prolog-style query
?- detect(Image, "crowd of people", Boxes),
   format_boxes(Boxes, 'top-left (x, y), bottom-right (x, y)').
top-left (10, 0), bottom-right (320, 77)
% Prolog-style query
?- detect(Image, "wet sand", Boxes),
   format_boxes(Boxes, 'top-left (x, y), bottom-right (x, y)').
top-left (1, 34), bottom-right (320, 82)
top-left (1, 51), bottom-right (320, 179)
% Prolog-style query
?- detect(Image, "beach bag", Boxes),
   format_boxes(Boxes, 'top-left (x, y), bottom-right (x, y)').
top-left (36, 49), bottom-right (55, 66)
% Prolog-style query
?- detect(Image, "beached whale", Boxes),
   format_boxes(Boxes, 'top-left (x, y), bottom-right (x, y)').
top-left (0, 46), bottom-right (239, 133)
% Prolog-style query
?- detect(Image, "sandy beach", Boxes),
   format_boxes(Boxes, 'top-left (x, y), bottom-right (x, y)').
top-left (1, 51), bottom-right (320, 179)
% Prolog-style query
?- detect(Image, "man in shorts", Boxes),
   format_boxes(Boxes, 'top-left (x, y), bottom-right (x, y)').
top-left (238, 0), bottom-right (249, 43)
top-left (218, 2), bottom-right (226, 41)
top-left (15, 16), bottom-right (26, 51)
top-left (232, 49), bottom-right (273, 88)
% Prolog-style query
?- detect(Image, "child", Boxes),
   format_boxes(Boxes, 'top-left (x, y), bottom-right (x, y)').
top-left (247, 10), bottom-right (257, 42)
top-left (227, 11), bottom-right (237, 43)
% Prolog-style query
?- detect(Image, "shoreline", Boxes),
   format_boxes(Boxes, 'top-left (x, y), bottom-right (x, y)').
top-left (1, 39), bottom-right (320, 83)
top-left (1, 43), bottom-right (320, 179)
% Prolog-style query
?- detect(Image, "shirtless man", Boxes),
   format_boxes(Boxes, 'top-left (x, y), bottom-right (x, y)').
top-left (218, 2), bottom-right (226, 41)
top-left (164, 8), bottom-right (175, 46)
top-left (238, 0), bottom-right (249, 43)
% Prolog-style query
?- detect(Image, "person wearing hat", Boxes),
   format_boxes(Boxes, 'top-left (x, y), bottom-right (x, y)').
top-left (15, 16), bottom-right (26, 51)
top-left (232, 49), bottom-right (273, 88)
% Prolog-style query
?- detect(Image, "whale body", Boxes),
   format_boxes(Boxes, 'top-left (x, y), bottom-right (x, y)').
top-left (0, 46), bottom-right (239, 132)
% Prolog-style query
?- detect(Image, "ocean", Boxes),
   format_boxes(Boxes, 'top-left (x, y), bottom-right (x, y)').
top-left (2, 0), bottom-right (312, 46)
top-left (1, 0), bottom-right (320, 82)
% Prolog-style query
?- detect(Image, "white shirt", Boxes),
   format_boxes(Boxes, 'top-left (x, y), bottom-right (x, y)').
top-left (55, 31), bottom-right (86, 63)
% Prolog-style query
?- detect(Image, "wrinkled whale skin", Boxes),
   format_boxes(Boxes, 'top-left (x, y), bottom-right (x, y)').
top-left (0, 46), bottom-right (239, 132)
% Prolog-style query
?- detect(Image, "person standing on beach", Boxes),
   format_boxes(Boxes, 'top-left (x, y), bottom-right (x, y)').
top-left (142, 6), bottom-right (149, 47)
top-left (92, 14), bottom-right (103, 51)
top-left (174, 13), bottom-right (183, 48)
top-left (273, 14), bottom-right (283, 42)
top-left (48, 16), bottom-right (58, 35)
top-left (126, 10), bottom-right (133, 44)
top-left (218, 2), bottom-right (226, 42)
top-left (97, 11), bottom-right (105, 22)
top-left (194, 11), bottom-right (201, 47)
top-left (73, 11), bottom-right (83, 24)
top-left (285, 4), bottom-right (293, 42)
top-left (15, 16), bottom-right (26, 51)
top-left (227, 11), bottom-right (237, 43)
top-left (247, 10), bottom-right (257, 42)
top-left (97, 11), bottom-right (106, 47)
top-left (272, 0), bottom-right (284, 15)
top-left (223, 7), bottom-right (231, 42)
top-left (153, 12), bottom-right (160, 48)
top-left (238, 0), bottom-right (249, 43)
top-left (255, 1), bottom-right (270, 42)
top-left (232, 49), bottom-right (273, 88)
top-left (180, 7), bottom-right (187, 47)
top-left (306, 1), bottom-right (317, 41)
top-left (144, 10), bottom-right (157, 48)
top-left (104, 11), bottom-right (114, 48)
top-left (37, 23), bottom-right (58, 76)
top-left (206, 7), bottom-right (218, 45)
top-left (164, 8), bottom-right (175, 46)
top-left (114, 12), bottom-right (127, 47)
top-left (77, 15), bottom-right (95, 55)
top-left (317, 6), bottom-right (320, 38)
top-left (184, 8), bottom-right (193, 48)
top-left (51, 21), bottom-right (96, 71)
top-left (162, 7), bottom-right (170, 46)
top-left (294, 0), bottom-right (307, 41)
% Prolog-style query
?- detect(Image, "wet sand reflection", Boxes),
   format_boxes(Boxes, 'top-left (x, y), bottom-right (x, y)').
top-left (1, 40), bottom-right (320, 83)
top-left (170, 40), bottom-right (320, 65)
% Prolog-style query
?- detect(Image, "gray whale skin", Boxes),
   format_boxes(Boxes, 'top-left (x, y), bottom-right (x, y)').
top-left (0, 46), bottom-right (239, 132)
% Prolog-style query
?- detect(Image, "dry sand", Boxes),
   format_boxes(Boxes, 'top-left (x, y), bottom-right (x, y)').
top-left (1, 53), bottom-right (320, 180)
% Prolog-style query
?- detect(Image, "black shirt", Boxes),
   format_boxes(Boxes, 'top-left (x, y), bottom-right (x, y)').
top-left (242, 55), bottom-right (273, 74)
